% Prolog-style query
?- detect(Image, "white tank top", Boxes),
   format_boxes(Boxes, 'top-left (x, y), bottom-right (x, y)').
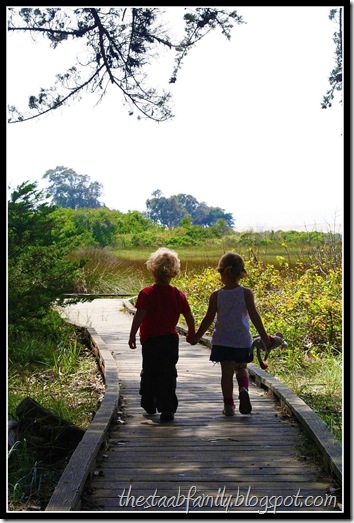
top-left (211, 286), bottom-right (252, 348)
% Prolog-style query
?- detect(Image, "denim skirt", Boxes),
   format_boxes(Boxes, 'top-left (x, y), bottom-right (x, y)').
top-left (210, 345), bottom-right (252, 363)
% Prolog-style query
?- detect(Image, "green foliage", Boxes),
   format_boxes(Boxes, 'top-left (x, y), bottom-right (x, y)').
top-left (56, 207), bottom-right (163, 248)
top-left (7, 310), bottom-right (102, 509)
top-left (8, 439), bottom-right (64, 508)
top-left (177, 267), bottom-right (219, 321)
top-left (247, 258), bottom-right (342, 354)
top-left (146, 191), bottom-right (188, 227)
top-left (8, 182), bottom-right (84, 326)
top-left (52, 207), bottom-right (96, 246)
top-left (178, 256), bottom-right (342, 357)
top-left (295, 354), bottom-right (342, 438)
top-left (113, 210), bottom-right (161, 234)
top-left (166, 235), bottom-right (197, 246)
top-left (43, 166), bottom-right (104, 209)
top-left (8, 317), bottom-right (101, 426)
top-left (8, 309), bottom-right (73, 368)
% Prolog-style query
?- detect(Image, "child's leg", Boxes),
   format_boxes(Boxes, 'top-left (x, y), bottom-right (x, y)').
top-left (220, 361), bottom-right (235, 415)
top-left (155, 335), bottom-right (179, 417)
top-left (140, 341), bottom-right (158, 414)
top-left (235, 362), bottom-right (249, 390)
top-left (235, 363), bottom-right (252, 414)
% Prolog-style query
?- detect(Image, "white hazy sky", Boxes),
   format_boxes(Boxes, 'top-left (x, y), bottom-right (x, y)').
top-left (7, 6), bottom-right (344, 233)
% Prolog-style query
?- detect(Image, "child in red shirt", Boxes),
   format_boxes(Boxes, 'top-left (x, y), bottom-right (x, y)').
top-left (128, 248), bottom-right (195, 422)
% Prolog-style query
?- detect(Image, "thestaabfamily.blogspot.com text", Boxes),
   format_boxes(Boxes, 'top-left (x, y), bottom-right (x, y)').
top-left (116, 485), bottom-right (338, 514)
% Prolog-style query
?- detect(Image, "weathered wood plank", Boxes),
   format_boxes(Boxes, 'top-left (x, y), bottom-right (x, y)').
top-left (90, 481), bottom-right (334, 492)
top-left (90, 469), bottom-right (324, 481)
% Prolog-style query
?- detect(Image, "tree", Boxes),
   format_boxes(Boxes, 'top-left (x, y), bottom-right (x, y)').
top-left (321, 8), bottom-right (343, 109)
top-left (43, 166), bottom-right (104, 209)
top-left (145, 190), bottom-right (234, 228)
top-left (175, 193), bottom-right (200, 217)
top-left (145, 193), bottom-right (187, 228)
top-left (7, 7), bottom-right (244, 124)
top-left (193, 204), bottom-right (234, 228)
top-left (8, 182), bottom-right (83, 325)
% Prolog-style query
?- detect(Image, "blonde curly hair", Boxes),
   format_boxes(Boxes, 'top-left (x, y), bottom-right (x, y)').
top-left (146, 247), bottom-right (181, 281)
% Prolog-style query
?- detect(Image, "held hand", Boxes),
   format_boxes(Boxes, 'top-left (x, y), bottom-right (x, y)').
top-left (187, 333), bottom-right (199, 345)
top-left (263, 335), bottom-right (273, 350)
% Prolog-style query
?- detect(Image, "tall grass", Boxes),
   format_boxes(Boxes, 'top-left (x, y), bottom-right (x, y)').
top-left (8, 439), bottom-right (64, 509)
top-left (8, 311), bottom-right (104, 509)
top-left (8, 319), bottom-right (103, 426)
top-left (69, 246), bottom-right (147, 295)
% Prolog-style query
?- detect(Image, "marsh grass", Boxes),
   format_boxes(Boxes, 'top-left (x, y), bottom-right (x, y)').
top-left (8, 439), bottom-right (65, 510)
top-left (112, 240), bottom-right (341, 271)
top-left (268, 352), bottom-right (342, 440)
top-left (8, 313), bottom-right (104, 510)
top-left (69, 246), bottom-right (147, 295)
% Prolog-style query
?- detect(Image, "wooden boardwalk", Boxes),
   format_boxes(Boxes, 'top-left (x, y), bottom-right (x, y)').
top-left (47, 299), bottom-right (342, 515)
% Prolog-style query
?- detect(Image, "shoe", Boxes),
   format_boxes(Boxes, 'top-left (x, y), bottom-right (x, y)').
top-left (239, 388), bottom-right (252, 414)
top-left (141, 400), bottom-right (156, 415)
top-left (144, 408), bottom-right (156, 415)
top-left (222, 404), bottom-right (235, 417)
top-left (160, 412), bottom-right (174, 422)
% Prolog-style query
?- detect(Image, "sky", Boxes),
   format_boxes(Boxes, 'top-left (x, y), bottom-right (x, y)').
top-left (7, 6), bottom-right (344, 233)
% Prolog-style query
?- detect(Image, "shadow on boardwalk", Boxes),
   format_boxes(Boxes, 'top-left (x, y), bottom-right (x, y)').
top-left (47, 299), bottom-right (342, 515)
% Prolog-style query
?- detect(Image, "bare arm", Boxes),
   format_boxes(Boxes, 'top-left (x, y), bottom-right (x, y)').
top-left (183, 309), bottom-right (195, 337)
top-left (244, 288), bottom-right (271, 348)
top-left (188, 291), bottom-right (218, 344)
top-left (128, 308), bottom-right (145, 349)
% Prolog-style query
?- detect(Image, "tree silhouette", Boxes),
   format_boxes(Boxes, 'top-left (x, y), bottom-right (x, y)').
top-left (321, 8), bottom-right (343, 109)
top-left (8, 7), bottom-right (244, 124)
top-left (146, 190), bottom-right (234, 228)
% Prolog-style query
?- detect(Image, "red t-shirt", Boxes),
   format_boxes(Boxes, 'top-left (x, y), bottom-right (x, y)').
top-left (135, 284), bottom-right (191, 344)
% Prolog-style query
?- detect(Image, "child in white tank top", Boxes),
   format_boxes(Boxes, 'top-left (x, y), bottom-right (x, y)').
top-left (188, 252), bottom-right (272, 416)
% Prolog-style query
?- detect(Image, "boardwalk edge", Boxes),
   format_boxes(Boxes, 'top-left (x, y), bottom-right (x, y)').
top-left (45, 326), bottom-right (120, 512)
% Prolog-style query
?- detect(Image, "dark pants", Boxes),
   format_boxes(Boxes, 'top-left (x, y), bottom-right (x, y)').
top-left (140, 334), bottom-right (179, 413)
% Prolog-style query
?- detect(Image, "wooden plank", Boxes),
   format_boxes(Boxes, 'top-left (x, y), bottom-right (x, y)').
top-left (90, 469), bottom-right (323, 481)
top-left (90, 481), bottom-right (334, 492)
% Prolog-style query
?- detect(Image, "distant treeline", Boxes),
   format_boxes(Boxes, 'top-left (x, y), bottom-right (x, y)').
top-left (58, 208), bottom-right (341, 249)
top-left (50, 204), bottom-right (341, 249)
